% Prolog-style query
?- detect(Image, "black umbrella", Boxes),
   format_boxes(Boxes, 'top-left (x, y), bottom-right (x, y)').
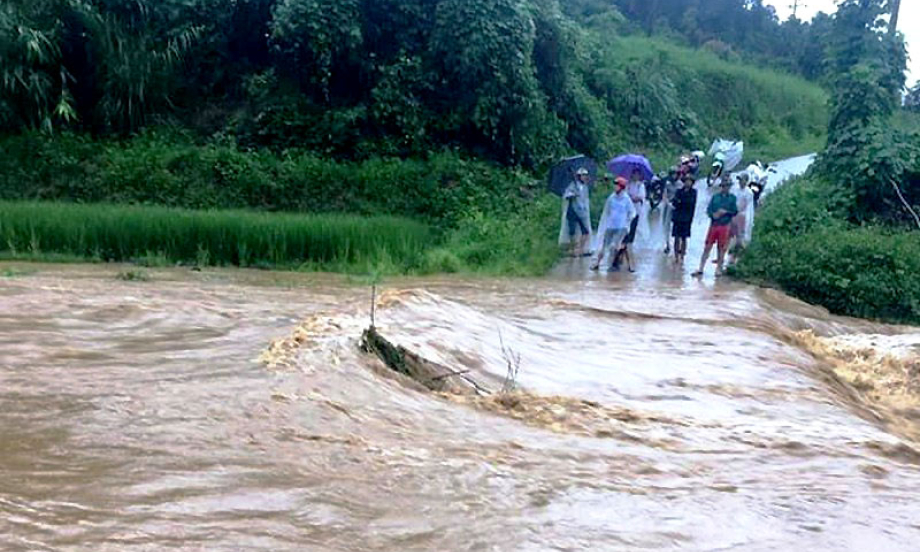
top-left (547, 155), bottom-right (597, 197)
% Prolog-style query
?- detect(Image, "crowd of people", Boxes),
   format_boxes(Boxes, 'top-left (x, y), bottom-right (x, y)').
top-left (560, 152), bottom-right (759, 277)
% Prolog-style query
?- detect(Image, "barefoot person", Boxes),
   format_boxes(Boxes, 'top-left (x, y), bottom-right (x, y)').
top-left (671, 174), bottom-right (697, 263)
top-left (693, 176), bottom-right (738, 277)
top-left (590, 177), bottom-right (636, 271)
top-left (560, 168), bottom-right (593, 256)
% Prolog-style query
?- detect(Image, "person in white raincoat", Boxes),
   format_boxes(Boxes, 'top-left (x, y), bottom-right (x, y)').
top-left (590, 177), bottom-right (637, 272)
top-left (730, 173), bottom-right (755, 250)
top-left (625, 169), bottom-right (648, 247)
top-left (558, 168), bottom-right (593, 256)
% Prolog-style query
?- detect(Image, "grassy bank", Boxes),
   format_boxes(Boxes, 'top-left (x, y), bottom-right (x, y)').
top-left (0, 132), bottom-right (535, 226)
top-left (0, 132), bottom-right (564, 275)
top-left (0, 200), bottom-right (562, 276)
top-left (0, 201), bottom-right (434, 273)
top-left (733, 176), bottom-right (920, 325)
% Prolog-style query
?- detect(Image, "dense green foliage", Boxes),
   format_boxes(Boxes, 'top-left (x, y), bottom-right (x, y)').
top-left (0, 132), bottom-right (535, 225)
top-left (0, 133), bottom-right (562, 275)
top-left (0, 201), bottom-right (434, 272)
top-left (815, 0), bottom-right (918, 224)
top-left (736, 0), bottom-right (920, 325)
top-left (1, 0), bottom-right (827, 168)
top-left (589, 35), bottom-right (826, 158)
top-left (734, 176), bottom-right (920, 324)
top-left (599, 0), bottom-right (834, 80)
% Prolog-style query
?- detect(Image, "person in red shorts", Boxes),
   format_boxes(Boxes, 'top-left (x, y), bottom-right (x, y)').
top-left (693, 176), bottom-right (738, 278)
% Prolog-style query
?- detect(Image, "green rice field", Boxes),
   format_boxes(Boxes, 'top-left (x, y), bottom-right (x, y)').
top-left (0, 201), bottom-right (434, 273)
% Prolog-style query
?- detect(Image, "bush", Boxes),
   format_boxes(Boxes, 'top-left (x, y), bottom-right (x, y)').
top-left (734, 176), bottom-right (920, 324)
top-left (431, 195), bottom-right (560, 276)
top-left (0, 132), bottom-right (533, 226)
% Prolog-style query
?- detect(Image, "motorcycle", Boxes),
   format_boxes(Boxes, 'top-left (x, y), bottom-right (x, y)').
top-left (743, 161), bottom-right (775, 207)
top-left (707, 153), bottom-right (726, 186)
top-left (646, 174), bottom-right (665, 212)
top-left (707, 139), bottom-right (744, 186)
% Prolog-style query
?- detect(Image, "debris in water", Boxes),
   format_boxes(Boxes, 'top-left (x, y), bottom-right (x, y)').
top-left (361, 324), bottom-right (683, 446)
top-left (360, 326), bottom-right (485, 395)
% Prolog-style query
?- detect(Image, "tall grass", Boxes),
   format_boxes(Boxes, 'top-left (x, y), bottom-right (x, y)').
top-left (0, 201), bottom-right (433, 273)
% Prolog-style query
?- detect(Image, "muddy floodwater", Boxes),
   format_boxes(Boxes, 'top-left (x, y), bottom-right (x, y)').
top-left (3, 156), bottom-right (920, 551)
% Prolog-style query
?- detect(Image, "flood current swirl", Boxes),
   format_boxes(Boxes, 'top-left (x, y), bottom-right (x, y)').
top-left (2, 156), bottom-right (920, 551)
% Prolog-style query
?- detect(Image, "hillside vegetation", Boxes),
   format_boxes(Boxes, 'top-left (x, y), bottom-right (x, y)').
top-left (734, 0), bottom-right (920, 325)
top-left (1, 0), bottom-right (828, 275)
top-left (2, 0), bottom-right (826, 166)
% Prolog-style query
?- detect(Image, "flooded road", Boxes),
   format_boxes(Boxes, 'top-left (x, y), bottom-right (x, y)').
top-left (3, 155), bottom-right (920, 551)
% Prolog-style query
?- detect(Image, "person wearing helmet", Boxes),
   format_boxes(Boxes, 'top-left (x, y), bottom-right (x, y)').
top-left (590, 177), bottom-right (636, 272)
top-left (708, 152), bottom-right (727, 187)
top-left (561, 168), bottom-right (593, 256)
top-left (688, 151), bottom-right (703, 177)
top-left (678, 156), bottom-right (692, 179)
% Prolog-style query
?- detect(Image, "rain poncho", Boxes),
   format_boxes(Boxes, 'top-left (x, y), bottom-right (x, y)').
top-left (708, 139), bottom-right (744, 172)
top-left (661, 175), bottom-right (680, 226)
top-left (743, 163), bottom-right (769, 205)
top-left (558, 180), bottom-right (593, 248)
top-left (626, 180), bottom-right (650, 243)
top-left (592, 190), bottom-right (637, 254)
top-left (731, 183), bottom-right (755, 245)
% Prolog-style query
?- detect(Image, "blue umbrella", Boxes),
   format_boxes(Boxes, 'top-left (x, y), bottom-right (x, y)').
top-left (606, 154), bottom-right (653, 181)
top-left (547, 155), bottom-right (597, 197)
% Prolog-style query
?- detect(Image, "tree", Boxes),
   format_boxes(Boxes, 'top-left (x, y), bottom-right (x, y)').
top-left (906, 83), bottom-right (920, 112)
top-left (820, 0), bottom-right (914, 222)
top-left (0, 0), bottom-right (75, 131)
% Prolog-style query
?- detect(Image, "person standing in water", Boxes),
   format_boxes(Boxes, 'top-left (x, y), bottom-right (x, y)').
top-left (730, 173), bottom-right (755, 254)
top-left (611, 168), bottom-right (646, 269)
top-left (561, 168), bottom-right (592, 257)
top-left (670, 174), bottom-right (697, 264)
top-left (661, 166), bottom-right (680, 254)
top-left (693, 176), bottom-right (738, 277)
top-left (590, 177), bottom-right (636, 271)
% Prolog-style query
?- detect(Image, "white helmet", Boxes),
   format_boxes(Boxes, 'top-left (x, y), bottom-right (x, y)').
top-left (575, 168), bottom-right (589, 176)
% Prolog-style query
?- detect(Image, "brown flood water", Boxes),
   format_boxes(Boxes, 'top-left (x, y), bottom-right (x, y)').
top-left (2, 256), bottom-right (920, 552)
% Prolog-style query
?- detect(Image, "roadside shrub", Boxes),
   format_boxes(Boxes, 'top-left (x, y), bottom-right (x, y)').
top-left (749, 175), bottom-right (847, 240)
top-left (736, 225), bottom-right (920, 324)
top-left (433, 195), bottom-right (560, 276)
top-left (0, 132), bottom-right (532, 225)
top-left (735, 176), bottom-right (920, 324)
